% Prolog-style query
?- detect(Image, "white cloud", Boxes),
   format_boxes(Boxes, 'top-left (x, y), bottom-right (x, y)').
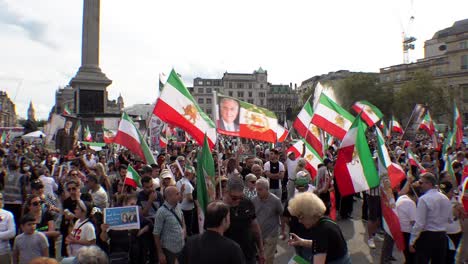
top-left (0, 0), bottom-right (467, 120)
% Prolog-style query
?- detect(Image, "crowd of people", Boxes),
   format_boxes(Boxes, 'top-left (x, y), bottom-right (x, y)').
top-left (0, 130), bottom-right (467, 264)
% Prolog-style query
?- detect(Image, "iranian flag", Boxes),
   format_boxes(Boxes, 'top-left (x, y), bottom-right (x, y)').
top-left (276, 124), bottom-right (288, 143)
top-left (84, 125), bottom-right (92, 142)
top-left (381, 187), bottom-right (406, 251)
top-left (0, 131), bottom-right (6, 144)
top-left (287, 139), bottom-right (323, 178)
top-left (114, 112), bottom-right (157, 165)
top-left (454, 103), bottom-right (463, 148)
top-left (443, 131), bottom-right (455, 157)
top-left (103, 128), bottom-right (115, 144)
top-left (153, 69), bottom-right (217, 149)
top-left (311, 93), bottom-right (355, 140)
top-left (419, 111), bottom-right (436, 136)
top-left (376, 128), bottom-right (406, 188)
top-left (124, 165), bottom-right (141, 188)
top-left (196, 134), bottom-right (216, 233)
top-left (406, 149), bottom-right (425, 171)
top-left (352, 100), bottom-right (383, 127)
top-left (391, 117), bottom-right (404, 134)
top-left (334, 117), bottom-right (379, 196)
top-left (216, 94), bottom-right (278, 143)
top-left (293, 99), bottom-right (324, 157)
top-left (62, 105), bottom-right (72, 116)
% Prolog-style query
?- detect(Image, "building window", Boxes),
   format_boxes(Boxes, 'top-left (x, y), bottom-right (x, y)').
top-left (460, 41), bottom-right (467, 50)
top-left (206, 81), bottom-right (211, 85)
top-left (249, 83), bottom-right (253, 89)
top-left (206, 98), bottom-right (212, 104)
top-left (206, 88), bottom-right (212, 94)
top-left (237, 83), bottom-right (243, 89)
top-left (198, 80), bottom-right (203, 85)
top-left (259, 92), bottom-right (265, 97)
top-left (228, 91), bottom-right (233, 96)
top-left (462, 55), bottom-right (468, 70)
top-left (214, 80), bottom-right (220, 86)
top-left (248, 92), bottom-right (253, 97)
top-left (260, 84), bottom-right (264, 89)
top-left (396, 74), bottom-right (401, 81)
top-left (198, 88), bottom-right (204, 93)
top-left (198, 98), bottom-right (204, 104)
top-left (248, 99), bottom-right (254, 104)
top-left (229, 83), bottom-right (233, 88)
top-left (237, 91), bottom-right (244, 97)
top-left (206, 108), bottom-right (212, 115)
top-left (260, 99), bottom-right (264, 105)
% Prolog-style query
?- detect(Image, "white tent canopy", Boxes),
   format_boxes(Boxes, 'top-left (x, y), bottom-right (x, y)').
top-left (22, 130), bottom-right (46, 138)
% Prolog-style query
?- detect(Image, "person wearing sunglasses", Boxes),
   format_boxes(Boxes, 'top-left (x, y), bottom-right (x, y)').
top-left (223, 177), bottom-right (265, 264)
top-left (22, 194), bottom-right (60, 258)
top-left (59, 181), bottom-right (92, 257)
top-left (243, 174), bottom-right (257, 200)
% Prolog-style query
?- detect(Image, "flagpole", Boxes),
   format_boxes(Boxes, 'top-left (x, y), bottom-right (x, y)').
top-left (213, 90), bottom-right (223, 198)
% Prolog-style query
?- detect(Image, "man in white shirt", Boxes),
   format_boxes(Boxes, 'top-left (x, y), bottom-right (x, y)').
top-left (0, 192), bottom-right (16, 263)
top-left (410, 173), bottom-right (453, 263)
top-left (285, 151), bottom-right (299, 201)
top-left (38, 167), bottom-right (58, 197)
top-left (396, 186), bottom-right (418, 263)
top-left (82, 152), bottom-right (97, 170)
top-left (176, 166), bottom-right (195, 236)
top-left (86, 174), bottom-right (109, 209)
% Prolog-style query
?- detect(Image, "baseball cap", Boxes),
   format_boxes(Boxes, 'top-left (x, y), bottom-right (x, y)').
top-left (295, 171), bottom-right (310, 187)
top-left (160, 169), bottom-right (173, 179)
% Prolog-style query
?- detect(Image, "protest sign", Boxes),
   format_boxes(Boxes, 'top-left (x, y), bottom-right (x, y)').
top-left (104, 206), bottom-right (140, 230)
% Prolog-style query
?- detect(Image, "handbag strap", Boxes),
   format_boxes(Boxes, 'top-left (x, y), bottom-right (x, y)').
top-left (163, 204), bottom-right (183, 228)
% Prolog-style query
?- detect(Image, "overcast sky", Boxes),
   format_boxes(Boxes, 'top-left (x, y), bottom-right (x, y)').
top-left (0, 0), bottom-right (467, 120)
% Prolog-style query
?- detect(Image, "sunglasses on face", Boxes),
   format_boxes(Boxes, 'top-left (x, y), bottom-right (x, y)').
top-left (71, 173), bottom-right (78, 176)
top-left (31, 201), bottom-right (43, 206)
top-left (249, 181), bottom-right (256, 184)
top-left (67, 187), bottom-right (77, 192)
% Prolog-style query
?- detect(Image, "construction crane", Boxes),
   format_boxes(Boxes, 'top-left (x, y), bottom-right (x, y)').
top-left (402, 0), bottom-right (416, 64)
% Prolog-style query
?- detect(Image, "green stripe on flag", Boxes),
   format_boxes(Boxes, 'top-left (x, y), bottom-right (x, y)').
top-left (196, 134), bottom-right (215, 214)
top-left (356, 118), bottom-right (379, 188)
top-left (238, 99), bottom-right (277, 119)
top-left (318, 93), bottom-right (355, 121)
top-left (304, 101), bottom-right (313, 116)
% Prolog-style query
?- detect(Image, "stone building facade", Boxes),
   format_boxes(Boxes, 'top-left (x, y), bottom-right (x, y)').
top-left (0, 91), bottom-right (17, 127)
top-left (192, 68), bottom-right (297, 121)
top-left (380, 19), bottom-right (468, 120)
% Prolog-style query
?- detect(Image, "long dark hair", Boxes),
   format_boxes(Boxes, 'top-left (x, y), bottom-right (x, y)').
top-left (22, 194), bottom-right (41, 218)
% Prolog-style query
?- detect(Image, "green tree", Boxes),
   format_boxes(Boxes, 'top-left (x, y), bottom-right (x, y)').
top-left (393, 70), bottom-right (453, 122)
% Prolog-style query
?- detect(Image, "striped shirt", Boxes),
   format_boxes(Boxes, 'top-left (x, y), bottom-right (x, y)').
top-left (153, 202), bottom-right (185, 253)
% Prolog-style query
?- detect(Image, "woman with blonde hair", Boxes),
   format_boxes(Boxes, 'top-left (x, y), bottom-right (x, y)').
top-left (288, 192), bottom-right (350, 264)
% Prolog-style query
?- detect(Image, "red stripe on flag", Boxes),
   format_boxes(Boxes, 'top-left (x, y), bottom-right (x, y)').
top-left (154, 100), bottom-right (215, 149)
top-left (330, 191), bottom-right (337, 221)
top-left (113, 132), bottom-right (145, 163)
top-left (312, 115), bottom-right (347, 140)
top-left (352, 105), bottom-right (374, 127)
top-left (381, 193), bottom-right (406, 251)
top-left (388, 164), bottom-right (406, 189)
top-left (334, 144), bottom-right (356, 196)
top-left (293, 119), bottom-right (324, 157)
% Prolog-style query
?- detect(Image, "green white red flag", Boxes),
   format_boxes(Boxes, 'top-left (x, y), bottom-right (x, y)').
top-left (391, 117), bottom-right (404, 134)
top-left (103, 128), bottom-right (116, 144)
top-left (376, 128), bottom-right (406, 188)
top-left (454, 102), bottom-right (463, 148)
top-left (293, 98), bottom-right (324, 157)
top-left (334, 116), bottom-right (379, 196)
top-left (216, 94), bottom-right (278, 143)
top-left (0, 131), bottom-right (6, 144)
top-left (114, 112), bottom-right (157, 165)
top-left (352, 100), bottom-right (383, 127)
top-left (287, 139), bottom-right (323, 178)
top-left (84, 125), bottom-right (92, 142)
top-left (406, 148), bottom-right (425, 171)
top-left (62, 104), bottom-right (72, 116)
top-left (124, 165), bottom-right (141, 188)
top-left (276, 124), bottom-right (288, 143)
top-left (153, 69), bottom-right (217, 149)
top-left (311, 93), bottom-right (355, 140)
top-left (419, 111), bottom-right (436, 136)
top-left (196, 134), bottom-right (216, 233)
top-left (381, 186), bottom-right (406, 251)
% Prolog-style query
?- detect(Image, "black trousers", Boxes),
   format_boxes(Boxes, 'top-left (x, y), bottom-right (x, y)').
top-left (447, 232), bottom-right (462, 264)
top-left (339, 195), bottom-right (354, 218)
top-left (403, 232), bottom-right (415, 264)
top-left (415, 231), bottom-right (447, 264)
top-left (182, 209), bottom-right (195, 236)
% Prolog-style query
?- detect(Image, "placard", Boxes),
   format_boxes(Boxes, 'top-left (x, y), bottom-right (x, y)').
top-left (104, 206), bottom-right (140, 230)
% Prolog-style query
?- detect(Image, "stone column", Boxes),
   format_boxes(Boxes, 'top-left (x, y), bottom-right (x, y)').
top-left (81, 0), bottom-right (100, 69)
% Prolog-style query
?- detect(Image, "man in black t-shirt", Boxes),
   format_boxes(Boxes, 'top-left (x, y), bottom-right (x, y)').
top-left (264, 149), bottom-right (285, 199)
top-left (180, 201), bottom-right (245, 264)
top-left (223, 178), bottom-right (265, 264)
top-left (137, 176), bottom-right (164, 221)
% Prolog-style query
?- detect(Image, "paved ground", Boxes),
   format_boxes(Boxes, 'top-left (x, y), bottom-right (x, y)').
top-left (274, 198), bottom-right (404, 263)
